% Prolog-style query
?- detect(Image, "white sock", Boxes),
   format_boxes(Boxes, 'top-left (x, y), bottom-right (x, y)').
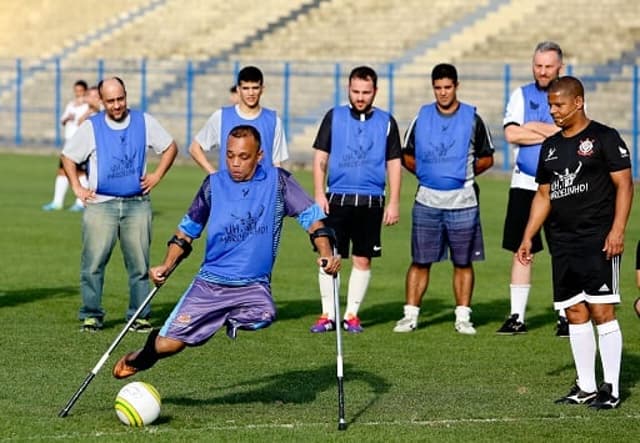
top-left (75, 175), bottom-right (89, 206)
top-left (318, 268), bottom-right (337, 321)
top-left (345, 268), bottom-right (371, 319)
top-left (510, 284), bottom-right (530, 322)
top-left (403, 304), bottom-right (420, 320)
top-left (569, 321), bottom-right (597, 393)
top-left (455, 305), bottom-right (472, 322)
top-left (52, 175), bottom-right (69, 207)
top-left (597, 320), bottom-right (622, 398)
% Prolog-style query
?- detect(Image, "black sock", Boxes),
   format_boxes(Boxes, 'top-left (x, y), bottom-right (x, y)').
top-left (128, 329), bottom-right (160, 370)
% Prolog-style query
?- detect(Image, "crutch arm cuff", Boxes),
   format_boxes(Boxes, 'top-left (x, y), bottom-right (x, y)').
top-left (167, 234), bottom-right (192, 259)
top-left (309, 226), bottom-right (336, 252)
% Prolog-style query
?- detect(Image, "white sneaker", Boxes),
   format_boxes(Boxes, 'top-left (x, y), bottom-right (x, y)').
top-left (393, 316), bottom-right (417, 332)
top-left (455, 320), bottom-right (476, 335)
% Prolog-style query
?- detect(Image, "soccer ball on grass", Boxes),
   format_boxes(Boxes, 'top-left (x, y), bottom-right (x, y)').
top-left (114, 381), bottom-right (161, 426)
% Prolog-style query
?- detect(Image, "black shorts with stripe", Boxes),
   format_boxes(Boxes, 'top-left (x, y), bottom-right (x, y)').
top-left (551, 251), bottom-right (620, 310)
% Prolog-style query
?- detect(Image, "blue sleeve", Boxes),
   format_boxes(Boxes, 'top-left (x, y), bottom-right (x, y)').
top-left (296, 204), bottom-right (326, 231)
top-left (178, 215), bottom-right (204, 239)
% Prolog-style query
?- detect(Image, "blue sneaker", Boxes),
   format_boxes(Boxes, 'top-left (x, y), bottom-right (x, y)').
top-left (310, 315), bottom-right (336, 333)
top-left (68, 203), bottom-right (85, 212)
top-left (42, 202), bottom-right (62, 211)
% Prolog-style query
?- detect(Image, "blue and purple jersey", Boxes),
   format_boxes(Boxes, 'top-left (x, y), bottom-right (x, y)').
top-left (178, 166), bottom-right (324, 285)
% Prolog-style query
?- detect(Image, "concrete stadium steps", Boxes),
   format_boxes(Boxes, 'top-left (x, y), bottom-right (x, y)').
top-left (70, 0), bottom-right (318, 60)
top-left (397, 0), bottom-right (547, 70)
top-left (468, 0), bottom-right (640, 64)
top-left (236, 0), bottom-right (491, 63)
top-left (241, 0), bottom-right (505, 156)
top-left (0, 0), bottom-right (161, 59)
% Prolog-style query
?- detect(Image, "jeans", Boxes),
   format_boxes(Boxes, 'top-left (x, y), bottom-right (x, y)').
top-left (79, 195), bottom-right (152, 321)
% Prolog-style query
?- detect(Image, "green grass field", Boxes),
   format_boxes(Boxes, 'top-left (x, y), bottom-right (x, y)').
top-left (2, 152), bottom-right (640, 442)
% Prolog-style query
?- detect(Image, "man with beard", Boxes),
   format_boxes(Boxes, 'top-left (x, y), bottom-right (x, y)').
top-left (497, 41), bottom-right (567, 336)
top-left (310, 66), bottom-right (402, 334)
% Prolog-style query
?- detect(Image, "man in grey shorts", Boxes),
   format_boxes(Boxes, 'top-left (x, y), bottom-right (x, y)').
top-left (112, 125), bottom-right (340, 379)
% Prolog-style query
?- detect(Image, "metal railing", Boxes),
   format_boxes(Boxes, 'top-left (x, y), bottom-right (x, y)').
top-left (1, 58), bottom-right (638, 175)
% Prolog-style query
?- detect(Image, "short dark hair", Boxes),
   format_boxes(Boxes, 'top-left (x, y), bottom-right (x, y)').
top-left (97, 76), bottom-right (126, 98)
top-left (229, 85), bottom-right (237, 94)
top-left (548, 75), bottom-right (584, 98)
top-left (349, 66), bottom-right (378, 88)
top-left (237, 66), bottom-right (263, 85)
top-left (228, 125), bottom-right (261, 151)
top-left (431, 63), bottom-right (458, 84)
top-left (74, 80), bottom-right (88, 90)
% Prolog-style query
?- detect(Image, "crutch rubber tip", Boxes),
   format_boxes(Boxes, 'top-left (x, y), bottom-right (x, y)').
top-left (338, 422), bottom-right (347, 431)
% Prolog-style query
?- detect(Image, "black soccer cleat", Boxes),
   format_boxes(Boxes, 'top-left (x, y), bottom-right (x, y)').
top-left (555, 383), bottom-right (597, 405)
top-left (556, 316), bottom-right (569, 338)
top-left (496, 314), bottom-right (528, 335)
top-left (589, 383), bottom-right (620, 410)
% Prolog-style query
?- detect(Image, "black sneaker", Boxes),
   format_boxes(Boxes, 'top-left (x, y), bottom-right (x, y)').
top-left (555, 383), bottom-right (597, 405)
top-left (496, 314), bottom-right (528, 335)
top-left (556, 316), bottom-right (569, 338)
top-left (589, 383), bottom-right (620, 410)
top-left (128, 318), bottom-right (153, 333)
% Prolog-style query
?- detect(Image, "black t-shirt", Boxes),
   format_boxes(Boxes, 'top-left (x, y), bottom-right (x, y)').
top-left (536, 120), bottom-right (631, 253)
top-left (312, 107), bottom-right (402, 160)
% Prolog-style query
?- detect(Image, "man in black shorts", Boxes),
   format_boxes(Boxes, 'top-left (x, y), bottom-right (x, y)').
top-left (497, 41), bottom-right (565, 336)
top-left (518, 76), bottom-right (633, 409)
top-left (310, 66), bottom-right (402, 333)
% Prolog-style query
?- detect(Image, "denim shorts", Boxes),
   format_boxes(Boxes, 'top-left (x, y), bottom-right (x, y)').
top-left (411, 202), bottom-right (485, 266)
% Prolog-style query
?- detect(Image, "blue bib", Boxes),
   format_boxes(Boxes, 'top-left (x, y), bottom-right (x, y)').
top-left (327, 106), bottom-right (389, 195)
top-left (220, 106), bottom-right (276, 170)
top-left (91, 110), bottom-right (146, 197)
top-left (516, 83), bottom-right (554, 176)
top-left (414, 103), bottom-right (475, 190)
top-left (202, 165), bottom-right (277, 281)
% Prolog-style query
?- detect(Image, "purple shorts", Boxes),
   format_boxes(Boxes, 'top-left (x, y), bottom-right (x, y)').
top-left (159, 277), bottom-right (276, 345)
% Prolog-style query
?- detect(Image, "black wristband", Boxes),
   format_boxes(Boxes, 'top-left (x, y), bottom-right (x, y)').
top-left (167, 235), bottom-right (192, 259)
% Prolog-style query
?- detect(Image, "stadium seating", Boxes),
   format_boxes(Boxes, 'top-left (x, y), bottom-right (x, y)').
top-left (0, 0), bottom-right (154, 58)
top-left (70, 0), bottom-right (315, 60)
top-left (0, 0), bottom-right (637, 163)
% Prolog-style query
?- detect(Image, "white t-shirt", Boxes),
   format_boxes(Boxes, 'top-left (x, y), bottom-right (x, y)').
top-left (195, 105), bottom-right (289, 164)
top-left (62, 111), bottom-right (174, 203)
top-left (503, 87), bottom-right (538, 191)
top-left (61, 100), bottom-right (90, 140)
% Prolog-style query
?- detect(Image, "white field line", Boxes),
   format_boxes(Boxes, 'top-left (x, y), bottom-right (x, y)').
top-left (4, 414), bottom-right (640, 441)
